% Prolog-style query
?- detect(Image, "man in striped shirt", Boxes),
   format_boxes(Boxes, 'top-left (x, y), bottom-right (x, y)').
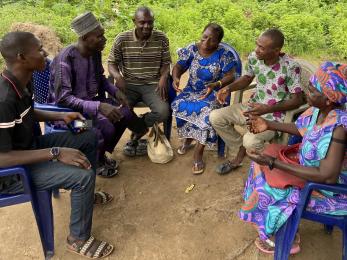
top-left (108, 6), bottom-right (171, 136)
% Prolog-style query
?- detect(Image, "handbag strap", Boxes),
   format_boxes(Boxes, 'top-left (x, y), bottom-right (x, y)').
top-left (149, 123), bottom-right (165, 147)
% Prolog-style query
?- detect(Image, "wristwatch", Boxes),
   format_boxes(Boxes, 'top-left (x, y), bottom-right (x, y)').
top-left (268, 157), bottom-right (276, 170)
top-left (50, 147), bottom-right (60, 162)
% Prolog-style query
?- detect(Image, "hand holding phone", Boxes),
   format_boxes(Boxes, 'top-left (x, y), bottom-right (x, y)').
top-left (67, 119), bottom-right (92, 134)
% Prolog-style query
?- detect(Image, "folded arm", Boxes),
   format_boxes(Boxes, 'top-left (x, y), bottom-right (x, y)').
top-left (248, 126), bottom-right (346, 184)
top-left (34, 109), bottom-right (84, 123)
top-left (266, 93), bottom-right (304, 114)
top-left (0, 149), bottom-right (52, 168)
top-left (273, 126), bottom-right (346, 183)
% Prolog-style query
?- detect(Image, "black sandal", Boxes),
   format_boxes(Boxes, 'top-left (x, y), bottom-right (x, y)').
top-left (96, 166), bottom-right (118, 178)
top-left (103, 156), bottom-right (119, 169)
top-left (123, 139), bottom-right (147, 156)
top-left (215, 160), bottom-right (242, 175)
top-left (67, 236), bottom-right (114, 259)
top-left (94, 191), bottom-right (113, 205)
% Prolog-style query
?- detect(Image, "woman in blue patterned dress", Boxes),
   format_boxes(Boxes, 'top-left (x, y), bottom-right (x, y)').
top-left (171, 23), bottom-right (237, 174)
top-left (239, 62), bottom-right (347, 254)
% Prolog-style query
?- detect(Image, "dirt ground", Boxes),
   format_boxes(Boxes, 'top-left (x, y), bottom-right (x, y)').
top-left (0, 23), bottom-right (343, 260)
top-left (0, 111), bottom-right (343, 260)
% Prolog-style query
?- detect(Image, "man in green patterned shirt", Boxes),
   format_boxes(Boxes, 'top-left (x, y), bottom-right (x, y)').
top-left (210, 28), bottom-right (304, 175)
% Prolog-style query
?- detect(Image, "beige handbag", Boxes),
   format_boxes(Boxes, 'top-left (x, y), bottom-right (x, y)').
top-left (147, 123), bottom-right (174, 164)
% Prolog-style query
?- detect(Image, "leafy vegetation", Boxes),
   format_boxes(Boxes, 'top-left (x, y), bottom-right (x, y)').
top-left (0, 0), bottom-right (346, 63)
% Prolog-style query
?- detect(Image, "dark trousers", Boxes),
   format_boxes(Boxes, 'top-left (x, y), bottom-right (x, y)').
top-left (125, 84), bottom-right (170, 127)
top-left (3, 131), bottom-right (98, 240)
top-left (95, 98), bottom-right (148, 161)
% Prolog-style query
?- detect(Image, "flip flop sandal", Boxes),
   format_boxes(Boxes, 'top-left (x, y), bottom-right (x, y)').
top-left (177, 143), bottom-right (195, 155)
top-left (215, 160), bottom-right (242, 175)
top-left (96, 166), bottom-right (119, 178)
top-left (254, 237), bottom-right (301, 255)
top-left (94, 191), bottom-right (113, 205)
top-left (67, 236), bottom-right (114, 259)
top-left (192, 161), bottom-right (205, 175)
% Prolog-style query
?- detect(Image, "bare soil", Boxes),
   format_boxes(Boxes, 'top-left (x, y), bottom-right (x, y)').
top-left (0, 115), bottom-right (343, 260)
top-left (0, 26), bottom-right (342, 259)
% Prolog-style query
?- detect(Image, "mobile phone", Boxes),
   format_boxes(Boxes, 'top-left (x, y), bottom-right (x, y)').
top-left (74, 120), bottom-right (93, 129)
top-left (67, 120), bottom-right (92, 133)
top-left (73, 120), bottom-right (87, 128)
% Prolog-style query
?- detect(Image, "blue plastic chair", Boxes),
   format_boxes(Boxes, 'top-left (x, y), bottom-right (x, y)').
top-left (32, 62), bottom-right (71, 199)
top-left (0, 167), bottom-right (54, 259)
top-left (32, 59), bottom-right (74, 134)
top-left (275, 182), bottom-right (347, 260)
top-left (217, 43), bottom-right (242, 157)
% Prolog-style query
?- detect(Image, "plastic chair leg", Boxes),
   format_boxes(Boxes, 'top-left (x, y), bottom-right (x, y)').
top-left (164, 109), bottom-right (173, 140)
top-left (217, 137), bottom-right (225, 157)
top-left (275, 209), bottom-right (301, 260)
top-left (31, 190), bottom-right (54, 258)
top-left (343, 223), bottom-right (347, 260)
top-left (324, 224), bottom-right (334, 234)
top-left (52, 189), bottom-right (60, 198)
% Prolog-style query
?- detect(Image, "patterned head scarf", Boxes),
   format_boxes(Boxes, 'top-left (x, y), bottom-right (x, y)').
top-left (71, 12), bottom-right (101, 37)
top-left (310, 61), bottom-right (347, 105)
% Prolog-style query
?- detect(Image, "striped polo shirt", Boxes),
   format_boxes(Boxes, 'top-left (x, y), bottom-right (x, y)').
top-left (108, 29), bottom-right (171, 85)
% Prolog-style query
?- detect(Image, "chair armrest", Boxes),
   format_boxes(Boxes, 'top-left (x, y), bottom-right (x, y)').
top-left (34, 102), bottom-right (73, 113)
top-left (232, 83), bottom-right (256, 104)
top-left (0, 166), bottom-right (27, 178)
top-left (304, 182), bottom-right (347, 195)
top-left (283, 104), bottom-right (309, 123)
top-left (298, 181), bottom-right (347, 209)
top-left (0, 166), bottom-right (32, 193)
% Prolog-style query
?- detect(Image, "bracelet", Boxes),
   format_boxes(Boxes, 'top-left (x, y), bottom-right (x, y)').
top-left (217, 80), bottom-right (222, 87)
top-left (268, 157), bottom-right (276, 170)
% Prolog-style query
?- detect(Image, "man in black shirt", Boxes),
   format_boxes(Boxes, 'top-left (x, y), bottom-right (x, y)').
top-left (0, 32), bottom-right (113, 258)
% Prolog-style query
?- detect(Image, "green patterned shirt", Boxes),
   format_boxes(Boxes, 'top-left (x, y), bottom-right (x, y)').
top-left (245, 52), bottom-right (302, 122)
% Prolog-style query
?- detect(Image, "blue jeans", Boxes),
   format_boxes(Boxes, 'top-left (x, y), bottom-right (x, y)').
top-left (3, 131), bottom-right (98, 240)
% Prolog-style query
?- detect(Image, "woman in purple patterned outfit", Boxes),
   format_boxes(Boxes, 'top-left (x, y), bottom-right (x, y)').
top-left (239, 61), bottom-right (347, 255)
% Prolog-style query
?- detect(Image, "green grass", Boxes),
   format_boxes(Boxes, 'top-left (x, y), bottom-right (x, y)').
top-left (0, 0), bottom-right (346, 67)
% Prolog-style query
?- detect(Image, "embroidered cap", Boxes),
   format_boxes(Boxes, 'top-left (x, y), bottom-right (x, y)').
top-left (71, 12), bottom-right (101, 37)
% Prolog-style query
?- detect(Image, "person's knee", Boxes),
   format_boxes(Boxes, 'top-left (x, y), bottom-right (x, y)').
top-left (79, 130), bottom-right (98, 149)
top-left (74, 169), bottom-right (95, 191)
top-left (243, 133), bottom-right (264, 151)
top-left (153, 102), bottom-right (170, 122)
top-left (209, 109), bottom-right (226, 127)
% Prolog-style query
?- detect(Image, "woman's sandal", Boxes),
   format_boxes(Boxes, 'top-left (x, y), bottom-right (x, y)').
top-left (254, 236), bottom-right (301, 255)
top-left (192, 161), bottom-right (205, 175)
top-left (94, 191), bottom-right (113, 205)
top-left (67, 236), bottom-right (114, 259)
top-left (177, 143), bottom-right (195, 155)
